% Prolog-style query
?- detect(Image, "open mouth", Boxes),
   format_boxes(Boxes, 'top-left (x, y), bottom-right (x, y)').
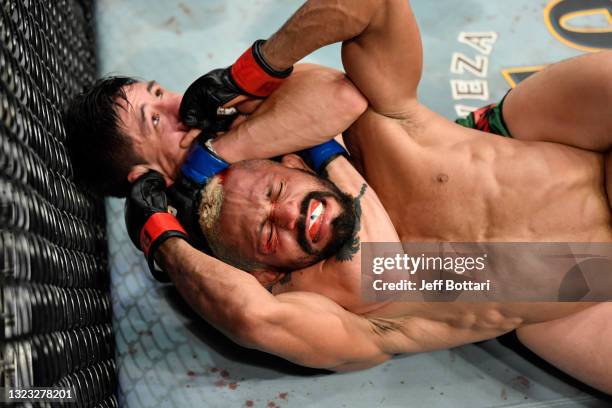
top-left (307, 199), bottom-right (325, 243)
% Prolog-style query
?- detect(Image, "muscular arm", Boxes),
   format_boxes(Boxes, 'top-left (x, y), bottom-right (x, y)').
top-left (213, 0), bottom-right (424, 162)
top-left (158, 238), bottom-right (392, 370)
top-left (213, 64), bottom-right (367, 163)
top-left (261, 0), bottom-right (422, 116)
top-left (504, 51), bottom-right (612, 152)
top-left (211, 0), bottom-right (414, 308)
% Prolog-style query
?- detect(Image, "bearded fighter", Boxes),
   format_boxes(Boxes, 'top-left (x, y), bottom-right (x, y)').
top-left (92, 0), bottom-right (612, 394)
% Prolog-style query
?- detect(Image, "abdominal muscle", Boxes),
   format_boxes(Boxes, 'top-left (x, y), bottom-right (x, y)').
top-left (342, 108), bottom-right (611, 350)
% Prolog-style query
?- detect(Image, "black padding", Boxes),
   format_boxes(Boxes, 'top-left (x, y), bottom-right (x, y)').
top-left (1, 0), bottom-right (117, 405)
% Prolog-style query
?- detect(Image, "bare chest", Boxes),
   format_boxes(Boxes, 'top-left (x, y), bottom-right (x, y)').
top-left (346, 116), bottom-right (612, 243)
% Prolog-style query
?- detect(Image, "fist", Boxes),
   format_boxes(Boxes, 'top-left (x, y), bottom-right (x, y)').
top-left (179, 40), bottom-right (293, 133)
top-left (125, 170), bottom-right (189, 282)
top-left (179, 68), bottom-right (242, 132)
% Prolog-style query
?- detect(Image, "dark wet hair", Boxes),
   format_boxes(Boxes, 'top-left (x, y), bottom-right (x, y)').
top-left (64, 76), bottom-right (145, 197)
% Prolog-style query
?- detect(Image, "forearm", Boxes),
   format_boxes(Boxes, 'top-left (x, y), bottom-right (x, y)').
top-left (212, 0), bottom-right (422, 162)
top-left (157, 238), bottom-right (275, 342)
top-left (260, 0), bottom-right (379, 71)
top-left (213, 65), bottom-right (367, 163)
top-left (263, 0), bottom-right (422, 116)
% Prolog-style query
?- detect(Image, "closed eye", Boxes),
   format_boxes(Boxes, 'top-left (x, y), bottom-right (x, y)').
top-left (267, 221), bottom-right (274, 245)
top-left (277, 181), bottom-right (285, 200)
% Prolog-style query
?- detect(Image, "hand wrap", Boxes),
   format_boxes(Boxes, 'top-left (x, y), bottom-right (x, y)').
top-left (298, 139), bottom-right (347, 173)
top-left (166, 134), bottom-right (228, 255)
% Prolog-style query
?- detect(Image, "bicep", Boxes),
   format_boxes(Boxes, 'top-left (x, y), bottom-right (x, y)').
top-left (261, 64), bottom-right (367, 141)
top-left (341, 0), bottom-right (422, 116)
top-left (217, 64), bottom-right (367, 162)
top-left (246, 291), bottom-right (390, 370)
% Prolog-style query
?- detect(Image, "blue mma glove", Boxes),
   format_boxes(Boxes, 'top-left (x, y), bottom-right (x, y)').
top-left (181, 134), bottom-right (229, 185)
top-left (298, 139), bottom-right (347, 173)
top-left (167, 134), bottom-right (228, 254)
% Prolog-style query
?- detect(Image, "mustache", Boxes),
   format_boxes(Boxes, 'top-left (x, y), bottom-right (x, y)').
top-left (296, 190), bottom-right (356, 257)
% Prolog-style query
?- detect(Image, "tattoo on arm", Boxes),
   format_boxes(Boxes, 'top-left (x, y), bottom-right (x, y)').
top-left (335, 183), bottom-right (367, 262)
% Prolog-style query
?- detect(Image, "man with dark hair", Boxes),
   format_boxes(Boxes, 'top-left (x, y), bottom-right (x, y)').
top-left (63, 65), bottom-right (362, 197)
top-left (64, 76), bottom-right (146, 196)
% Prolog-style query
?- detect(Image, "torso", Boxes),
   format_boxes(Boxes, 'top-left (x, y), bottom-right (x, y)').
top-left (275, 106), bottom-right (612, 351)
top-left (351, 107), bottom-right (612, 348)
top-left (346, 108), bottom-right (612, 244)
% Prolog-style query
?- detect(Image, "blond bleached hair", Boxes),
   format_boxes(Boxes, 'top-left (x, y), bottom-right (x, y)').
top-left (197, 163), bottom-right (268, 272)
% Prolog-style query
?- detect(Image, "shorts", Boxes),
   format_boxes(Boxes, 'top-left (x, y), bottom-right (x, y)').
top-left (455, 92), bottom-right (512, 137)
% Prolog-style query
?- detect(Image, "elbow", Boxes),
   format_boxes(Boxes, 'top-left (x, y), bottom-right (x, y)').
top-left (604, 54), bottom-right (612, 100)
top-left (582, 51), bottom-right (612, 97)
top-left (336, 76), bottom-right (368, 121)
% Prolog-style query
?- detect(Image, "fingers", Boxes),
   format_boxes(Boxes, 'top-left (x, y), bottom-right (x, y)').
top-left (221, 95), bottom-right (264, 114)
top-left (222, 94), bottom-right (250, 108)
top-left (179, 128), bottom-right (202, 149)
top-left (134, 169), bottom-right (171, 192)
top-left (135, 169), bottom-right (163, 183)
top-left (234, 98), bottom-right (264, 114)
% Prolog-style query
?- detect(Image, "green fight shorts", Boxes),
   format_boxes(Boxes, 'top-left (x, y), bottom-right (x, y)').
top-left (455, 92), bottom-right (512, 137)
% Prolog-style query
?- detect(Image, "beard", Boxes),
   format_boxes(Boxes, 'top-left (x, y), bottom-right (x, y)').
top-left (208, 165), bottom-right (358, 273)
top-left (284, 175), bottom-right (357, 270)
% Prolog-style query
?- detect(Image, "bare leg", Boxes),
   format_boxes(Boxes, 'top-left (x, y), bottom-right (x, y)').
top-left (516, 303), bottom-right (612, 394)
top-left (503, 51), bottom-right (612, 152)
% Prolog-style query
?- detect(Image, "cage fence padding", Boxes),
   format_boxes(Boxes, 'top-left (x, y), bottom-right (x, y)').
top-left (1, 0), bottom-right (117, 407)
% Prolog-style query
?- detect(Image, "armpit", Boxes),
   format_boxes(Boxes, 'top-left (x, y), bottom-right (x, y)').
top-left (367, 316), bottom-right (405, 336)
